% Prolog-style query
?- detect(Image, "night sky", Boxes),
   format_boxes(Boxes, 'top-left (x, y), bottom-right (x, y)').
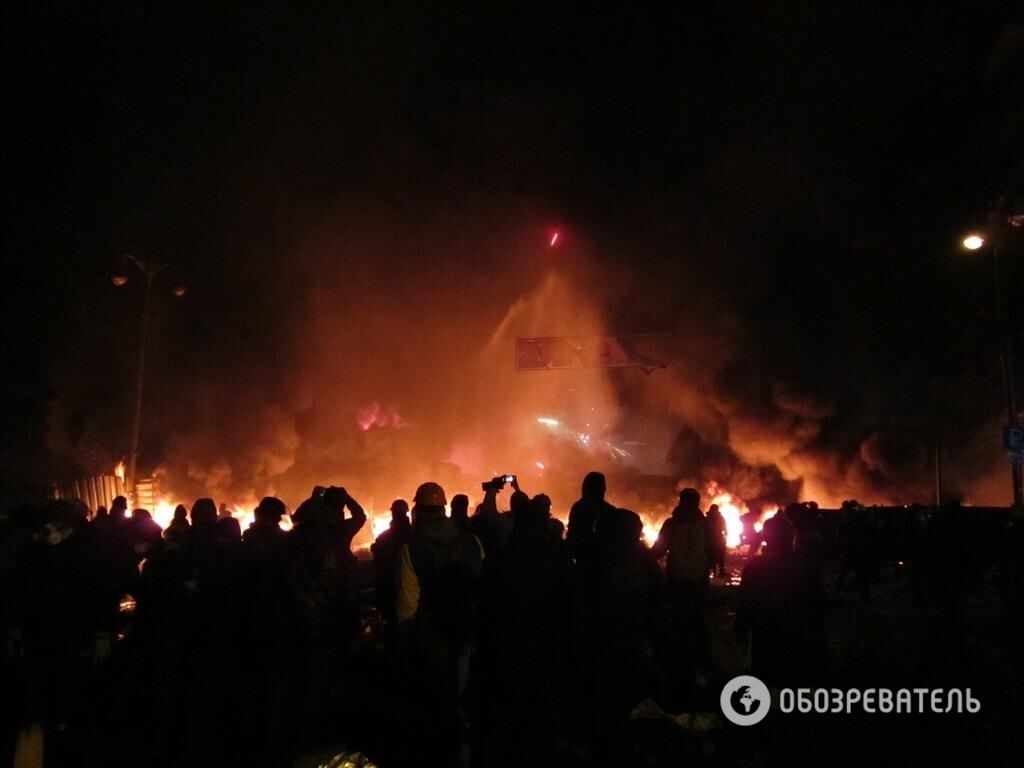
top-left (2, 2), bottom-right (1021, 506)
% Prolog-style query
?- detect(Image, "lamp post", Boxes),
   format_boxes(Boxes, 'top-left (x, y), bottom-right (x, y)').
top-left (962, 205), bottom-right (1023, 508)
top-left (112, 254), bottom-right (185, 495)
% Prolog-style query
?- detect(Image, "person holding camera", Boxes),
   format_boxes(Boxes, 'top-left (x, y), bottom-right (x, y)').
top-left (469, 475), bottom-right (518, 557)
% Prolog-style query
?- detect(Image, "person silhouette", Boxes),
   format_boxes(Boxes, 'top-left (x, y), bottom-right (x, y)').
top-left (651, 488), bottom-right (710, 709)
top-left (395, 482), bottom-right (484, 767)
top-left (736, 513), bottom-right (814, 686)
top-left (705, 503), bottom-right (727, 577)
top-left (370, 499), bottom-right (411, 624)
top-left (567, 472), bottom-right (615, 568)
top-left (164, 503), bottom-right (190, 543)
top-left (450, 493), bottom-right (470, 530)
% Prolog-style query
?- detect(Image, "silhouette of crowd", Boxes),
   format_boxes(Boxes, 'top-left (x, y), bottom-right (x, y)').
top-left (1, 474), bottom-right (1019, 767)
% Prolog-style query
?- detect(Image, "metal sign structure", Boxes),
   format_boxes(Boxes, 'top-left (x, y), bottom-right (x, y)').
top-left (515, 334), bottom-right (669, 372)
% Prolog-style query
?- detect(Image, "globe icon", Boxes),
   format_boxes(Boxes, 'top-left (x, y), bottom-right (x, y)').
top-left (720, 675), bottom-right (771, 725)
top-left (730, 685), bottom-right (762, 716)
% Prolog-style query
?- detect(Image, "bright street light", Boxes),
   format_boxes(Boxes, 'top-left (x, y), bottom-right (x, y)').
top-left (957, 202), bottom-right (1023, 508)
top-left (961, 233), bottom-right (986, 250)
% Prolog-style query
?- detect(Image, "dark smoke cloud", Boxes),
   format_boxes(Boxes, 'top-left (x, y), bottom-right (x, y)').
top-left (16, 5), bottom-right (1022, 513)
top-left (43, 189), bottom-right (1009, 514)
top-left (40, 204), bottom-right (1015, 513)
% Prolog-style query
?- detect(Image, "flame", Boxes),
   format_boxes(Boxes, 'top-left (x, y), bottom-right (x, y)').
top-left (754, 508), bottom-right (777, 533)
top-left (149, 496), bottom-right (288, 534)
top-left (639, 513), bottom-right (660, 547)
top-left (152, 499), bottom-right (177, 529)
top-left (702, 482), bottom-right (779, 548)
top-left (706, 482), bottom-right (745, 548)
top-left (114, 461), bottom-right (126, 483)
top-left (369, 511), bottom-right (391, 540)
top-left (356, 402), bottom-right (408, 431)
top-left (136, 479), bottom-right (769, 557)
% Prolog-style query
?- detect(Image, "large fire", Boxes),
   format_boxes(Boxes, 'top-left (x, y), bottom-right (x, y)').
top-left (142, 488), bottom-right (773, 551)
top-left (706, 481), bottom-right (747, 548)
top-left (131, 469), bottom-right (771, 553)
top-left (151, 499), bottom-right (177, 529)
top-left (148, 497), bottom-right (273, 534)
top-left (703, 482), bottom-right (777, 548)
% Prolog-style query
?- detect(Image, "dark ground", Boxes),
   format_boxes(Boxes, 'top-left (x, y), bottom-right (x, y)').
top-left (334, 550), bottom-right (1023, 767)
top-left (10, 549), bottom-right (1021, 767)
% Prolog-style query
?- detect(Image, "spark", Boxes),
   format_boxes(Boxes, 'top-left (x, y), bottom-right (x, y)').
top-left (537, 417), bottom-right (559, 426)
top-left (549, 231), bottom-right (560, 247)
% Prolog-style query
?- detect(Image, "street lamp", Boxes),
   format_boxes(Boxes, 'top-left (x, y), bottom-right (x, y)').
top-left (961, 233), bottom-right (986, 251)
top-left (961, 204), bottom-right (1023, 509)
top-left (113, 254), bottom-right (185, 495)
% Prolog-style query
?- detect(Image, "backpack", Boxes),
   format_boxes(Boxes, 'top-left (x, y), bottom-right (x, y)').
top-left (408, 531), bottom-right (482, 653)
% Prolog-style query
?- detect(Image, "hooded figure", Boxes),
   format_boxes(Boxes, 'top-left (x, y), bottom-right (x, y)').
top-left (450, 493), bottom-right (470, 530)
top-left (651, 488), bottom-right (710, 707)
top-left (371, 499), bottom-right (412, 622)
top-left (705, 503), bottom-right (727, 577)
top-left (164, 503), bottom-right (190, 543)
top-left (736, 511), bottom-right (812, 686)
top-left (652, 488), bottom-right (707, 584)
top-left (240, 497), bottom-right (289, 640)
top-left (190, 498), bottom-right (218, 529)
top-left (566, 471), bottom-right (615, 566)
top-left (216, 503), bottom-right (242, 543)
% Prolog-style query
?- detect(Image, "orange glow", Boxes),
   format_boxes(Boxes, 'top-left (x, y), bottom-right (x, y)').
top-left (370, 511), bottom-right (391, 539)
top-left (356, 402), bottom-right (407, 431)
top-left (639, 512), bottom-right (660, 547)
top-left (149, 496), bottom-right (285, 535)
top-left (139, 479), bottom-right (771, 557)
top-left (152, 499), bottom-right (177, 529)
top-left (706, 481), bottom-right (745, 548)
top-left (114, 461), bottom-right (126, 483)
top-left (703, 482), bottom-right (778, 548)
top-left (754, 507), bottom-right (777, 533)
